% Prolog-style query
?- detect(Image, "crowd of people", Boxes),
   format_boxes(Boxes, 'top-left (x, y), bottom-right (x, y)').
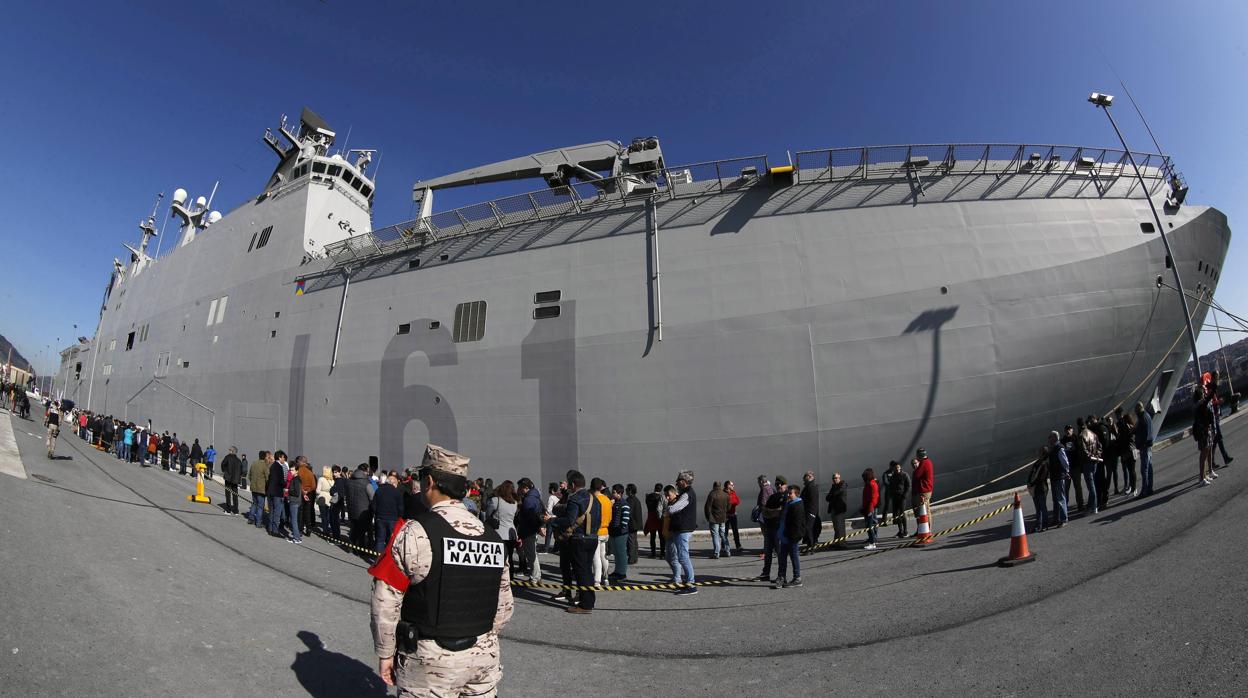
top-left (22, 367), bottom-right (1237, 610)
top-left (1027, 375), bottom-right (1234, 534)
top-left (0, 380), bottom-right (32, 418)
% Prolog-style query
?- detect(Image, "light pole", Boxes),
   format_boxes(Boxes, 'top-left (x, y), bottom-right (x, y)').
top-left (1089, 91), bottom-right (1201, 379)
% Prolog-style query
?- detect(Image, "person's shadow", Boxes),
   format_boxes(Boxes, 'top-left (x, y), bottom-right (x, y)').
top-left (291, 630), bottom-right (390, 697)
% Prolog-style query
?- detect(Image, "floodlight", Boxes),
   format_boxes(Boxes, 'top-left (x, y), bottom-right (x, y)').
top-left (1088, 92), bottom-right (1114, 107)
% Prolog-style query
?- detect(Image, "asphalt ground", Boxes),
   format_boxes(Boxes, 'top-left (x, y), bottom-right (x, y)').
top-left (0, 404), bottom-right (1244, 696)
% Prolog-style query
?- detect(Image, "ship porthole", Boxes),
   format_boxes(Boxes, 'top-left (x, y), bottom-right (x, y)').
top-left (434, 396), bottom-right (441, 405)
top-left (940, 286), bottom-right (949, 295)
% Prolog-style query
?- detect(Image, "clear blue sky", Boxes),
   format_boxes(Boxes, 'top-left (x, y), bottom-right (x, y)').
top-left (1, 0), bottom-right (1245, 375)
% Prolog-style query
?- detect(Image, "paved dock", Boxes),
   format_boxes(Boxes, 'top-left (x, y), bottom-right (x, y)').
top-left (1, 402), bottom-right (1244, 696)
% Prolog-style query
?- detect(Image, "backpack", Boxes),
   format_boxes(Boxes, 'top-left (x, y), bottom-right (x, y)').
top-left (555, 493), bottom-right (596, 542)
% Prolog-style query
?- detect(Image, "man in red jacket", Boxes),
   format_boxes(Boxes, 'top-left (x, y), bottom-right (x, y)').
top-left (911, 447), bottom-right (935, 532)
top-left (861, 468), bottom-right (881, 550)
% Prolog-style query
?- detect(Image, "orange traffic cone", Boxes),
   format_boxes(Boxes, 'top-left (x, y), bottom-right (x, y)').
top-left (997, 493), bottom-right (1035, 567)
top-left (913, 503), bottom-right (933, 546)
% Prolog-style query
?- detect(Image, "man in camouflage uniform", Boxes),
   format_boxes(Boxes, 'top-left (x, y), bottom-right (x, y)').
top-left (371, 444), bottom-right (514, 696)
top-left (44, 401), bottom-right (61, 459)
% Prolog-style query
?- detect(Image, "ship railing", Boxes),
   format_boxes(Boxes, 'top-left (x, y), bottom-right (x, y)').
top-left (793, 143), bottom-right (1171, 184)
top-left (323, 143), bottom-right (1170, 265)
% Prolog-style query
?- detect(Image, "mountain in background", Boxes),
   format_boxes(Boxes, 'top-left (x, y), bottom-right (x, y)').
top-left (0, 334), bottom-right (33, 374)
top-left (1181, 335), bottom-right (1248, 386)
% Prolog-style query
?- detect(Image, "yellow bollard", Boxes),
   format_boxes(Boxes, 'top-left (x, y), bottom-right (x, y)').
top-left (187, 462), bottom-right (212, 504)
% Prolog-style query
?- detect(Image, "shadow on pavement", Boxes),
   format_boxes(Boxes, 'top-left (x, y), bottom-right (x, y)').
top-left (291, 630), bottom-right (389, 698)
top-left (926, 526), bottom-right (1009, 552)
top-left (1093, 480), bottom-right (1200, 526)
top-left (919, 561), bottom-right (999, 577)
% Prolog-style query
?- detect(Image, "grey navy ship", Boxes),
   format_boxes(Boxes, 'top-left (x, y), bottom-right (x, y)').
top-left (58, 107), bottom-right (1232, 499)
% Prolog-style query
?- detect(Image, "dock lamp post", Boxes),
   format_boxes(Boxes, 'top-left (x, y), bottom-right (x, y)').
top-left (1089, 91), bottom-right (1201, 379)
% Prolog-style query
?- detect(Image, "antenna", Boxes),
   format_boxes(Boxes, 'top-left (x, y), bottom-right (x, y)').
top-left (153, 204), bottom-right (172, 259)
top-left (148, 191), bottom-right (164, 223)
top-left (340, 124), bottom-right (352, 158)
top-left (206, 180), bottom-right (219, 211)
top-left (1098, 50), bottom-right (1173, 178)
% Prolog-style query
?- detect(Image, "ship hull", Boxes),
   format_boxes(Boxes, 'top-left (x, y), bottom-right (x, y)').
top-left (67, 165), bottom-right (1232, 501)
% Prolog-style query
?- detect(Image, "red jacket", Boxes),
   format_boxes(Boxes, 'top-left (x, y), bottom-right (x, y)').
top-left (726, 489), bottom-right (741, 516)
top-left (862, 479), bottom-right (879, 513)
top-left (913, 458), bottom-right (934, 494)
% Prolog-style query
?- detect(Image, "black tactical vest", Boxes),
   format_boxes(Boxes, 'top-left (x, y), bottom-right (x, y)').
top-left (400, 509), bottom-right (504, 640)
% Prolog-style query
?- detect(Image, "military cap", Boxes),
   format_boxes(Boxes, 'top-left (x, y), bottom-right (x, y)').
top-left (421, 443), bottom-right (470, 477)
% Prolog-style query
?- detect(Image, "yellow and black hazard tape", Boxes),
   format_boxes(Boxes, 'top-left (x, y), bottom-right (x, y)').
top-left (311, 529), bottom-right (383, 558)
top-left (509, 577), bottom-right (751, 592)
top-left (799, 518), bottom-right (875, 554)
top-left (883, 501), bottom-right (1013, 552)
top-left (307, 502), bottom-right (1015, 591)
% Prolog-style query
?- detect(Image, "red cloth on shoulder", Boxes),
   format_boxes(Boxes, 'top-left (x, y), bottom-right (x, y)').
top-left (367, 518), bottom-right (409, 592)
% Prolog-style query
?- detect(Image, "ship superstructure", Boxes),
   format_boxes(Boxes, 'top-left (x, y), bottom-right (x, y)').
top-left (61, 107), bottom-right (1231, 500)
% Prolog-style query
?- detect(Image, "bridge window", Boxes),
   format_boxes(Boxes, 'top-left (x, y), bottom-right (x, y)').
top-left (327, 165), bottom-right (342, 177)
top-left (534, 290), bottom-right (561, 304)
top-left (453, 301), bottom-right (486, 343)
top-left (1140, 222), bottom-right (1155, 233)
top-left (126, 331), bottom-right (135, 351)
top-left (397, 323), bottom-right (411, 335)
top-left (313, 162), bottom-right (327, 174)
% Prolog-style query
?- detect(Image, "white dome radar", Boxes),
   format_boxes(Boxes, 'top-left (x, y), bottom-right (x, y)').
top-left (173, 188), bottom-right (188, 205)
top-left (206, 211), bottom-right (222, 225)
top-left (195, 196), bottom-right (207, 209)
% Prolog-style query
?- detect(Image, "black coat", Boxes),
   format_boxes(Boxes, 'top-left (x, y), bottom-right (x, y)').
top-left (220, 453), bottom-right (244, 485)
top-left (626, 494), bottom-right (643, 531)
top-left (800, 481), bottom-right (820, 518)
top-left (266, 462), bottom-right (286, 497)
top-left (883, 470), bottom-right (910, 499)
top-left (345, 470), bottom-right (373, 518)
top-left (825, 481), bottom-right (847, 515)
top-left (781, 499), bottom-right (806, 544)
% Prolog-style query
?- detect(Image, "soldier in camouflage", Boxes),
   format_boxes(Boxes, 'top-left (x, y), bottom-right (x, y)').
top-left (370, 444), bottom-right (514, 696)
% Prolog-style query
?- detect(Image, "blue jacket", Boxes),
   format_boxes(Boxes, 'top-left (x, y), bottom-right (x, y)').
top-left (516, 488), bottom-right (544, 539)
top-left (1047, 444), bottom-right (1070, 480)
top-left (777, 496), bottom-right (803, 545)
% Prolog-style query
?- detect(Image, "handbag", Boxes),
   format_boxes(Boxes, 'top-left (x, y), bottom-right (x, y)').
top-left (485, 497), bottom-right (500, 530)
top-left (750, 506), bottom-right (762, 524)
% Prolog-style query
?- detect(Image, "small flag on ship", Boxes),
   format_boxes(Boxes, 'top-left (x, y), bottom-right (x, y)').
top-left (295, 279), bottom-right (305, 296)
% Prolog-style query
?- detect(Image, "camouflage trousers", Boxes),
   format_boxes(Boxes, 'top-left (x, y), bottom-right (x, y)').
top-left (395, 633), bottom-right (501, 697)
top-left (46, 424), bottom-right (59, 458)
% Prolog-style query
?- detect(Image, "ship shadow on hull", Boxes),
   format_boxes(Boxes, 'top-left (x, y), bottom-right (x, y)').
top-left (710, 187), bottom-right (771, 236)
top-left (897, 306), bottom-right (959, 464)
